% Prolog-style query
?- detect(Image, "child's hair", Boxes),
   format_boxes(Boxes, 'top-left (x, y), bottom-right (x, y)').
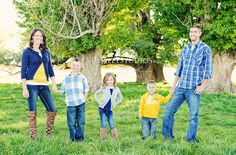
top-left (70, 57), bottom-right (82, 70)
top-left (147, 80), bottom-right (156, 85)
top-left (102, 72), bottom-right (116, 87)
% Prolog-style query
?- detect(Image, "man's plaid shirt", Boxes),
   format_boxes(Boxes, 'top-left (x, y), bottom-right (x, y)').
top-left (175, 41), bottom-right (212, 89)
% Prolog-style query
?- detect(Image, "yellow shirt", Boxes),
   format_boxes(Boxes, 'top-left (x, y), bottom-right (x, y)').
top-left (28, 63), bottom-right (48, 83)
top-left (139, 92), bottom-right (172, 118)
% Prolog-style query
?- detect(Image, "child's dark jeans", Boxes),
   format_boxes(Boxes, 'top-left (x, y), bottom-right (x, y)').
top-left (67, 103), bottom-right (85, 141)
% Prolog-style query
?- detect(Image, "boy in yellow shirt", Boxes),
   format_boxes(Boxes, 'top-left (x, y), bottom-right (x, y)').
top-left (139, 80), bottom-right (172, 140)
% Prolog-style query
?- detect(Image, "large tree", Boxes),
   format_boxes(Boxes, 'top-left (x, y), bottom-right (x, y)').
top-left (14, 0), bottom-right (115, 91)
top-left (154, 0), bottom-right (236, 93)
top-left (99, 0), bottom-right (178, 82)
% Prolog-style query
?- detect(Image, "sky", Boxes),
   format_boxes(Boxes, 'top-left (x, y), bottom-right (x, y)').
top-left (0, 0), bottom-right (21, 52)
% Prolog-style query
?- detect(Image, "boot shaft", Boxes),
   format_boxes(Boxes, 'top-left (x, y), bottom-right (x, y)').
top-left (100, 128), bottom-right (106, 140)
top-left (111, 128), bottom-right (118, 139)
top-left (28, 111), bottom-right (37, 140)
top-left (46, 112), bottom-right (56, 137)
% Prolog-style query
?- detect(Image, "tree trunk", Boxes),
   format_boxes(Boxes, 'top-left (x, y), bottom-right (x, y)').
top-left (132, 63), bottom-right (164, 82)
top-left (206, 52), bottom-right (236, 94)
top-left (78, 48), bottom-right (102, 92)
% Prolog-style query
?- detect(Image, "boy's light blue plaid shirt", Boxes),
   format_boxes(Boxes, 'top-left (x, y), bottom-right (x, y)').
top-left (175, 41), bottom-right (212, 89)
top-left (60, 74), bottom-right (89, 106)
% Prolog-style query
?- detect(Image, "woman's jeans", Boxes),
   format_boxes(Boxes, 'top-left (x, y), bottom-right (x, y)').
top-left (98, 107), bottom-right (115, 129)
top-left (27, 85), bottom-right (56, 112)
top-left (67, 103), bottom-right (85, 141)
top-left (162, 87), bottom-right (201, 142)
top-left (142, 117), bottom-right (157, 139)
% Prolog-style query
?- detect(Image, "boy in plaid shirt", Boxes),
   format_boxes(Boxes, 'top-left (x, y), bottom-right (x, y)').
top-left (57, 58), bottom-right (89, 142)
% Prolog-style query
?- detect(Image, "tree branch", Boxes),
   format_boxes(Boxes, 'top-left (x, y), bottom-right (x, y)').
top-left (172, 13), bottom-right (188, 28)
top-left (70, 0), bottom-right (82, 33)
top-left (27, 0), bottom-right (114, 39)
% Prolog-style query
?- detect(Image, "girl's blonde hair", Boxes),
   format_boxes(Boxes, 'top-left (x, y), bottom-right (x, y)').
top-left (102, 72), bottom-right (116, 87)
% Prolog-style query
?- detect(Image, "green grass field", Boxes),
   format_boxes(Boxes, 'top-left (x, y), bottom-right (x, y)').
top-left (0, 83), bottom-right (235, 155)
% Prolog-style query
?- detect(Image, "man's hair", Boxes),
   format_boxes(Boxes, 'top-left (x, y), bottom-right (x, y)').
top-left (191, 24), bottom-right (202, 31)
top-left (147, 80), bottom-right (156, 84)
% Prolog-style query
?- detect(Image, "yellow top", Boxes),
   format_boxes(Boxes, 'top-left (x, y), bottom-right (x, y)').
top-left (139, 92), bottom-right (172, 118)
top-left (28, 63), bottom-right (48, 83)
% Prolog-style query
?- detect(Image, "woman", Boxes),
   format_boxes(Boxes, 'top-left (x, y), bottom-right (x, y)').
top-left (21, 28), bottom-right (57, 140)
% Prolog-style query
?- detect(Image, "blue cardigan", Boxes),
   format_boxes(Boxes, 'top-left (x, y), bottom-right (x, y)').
top-left (21, 48), bottom-right (55, 81)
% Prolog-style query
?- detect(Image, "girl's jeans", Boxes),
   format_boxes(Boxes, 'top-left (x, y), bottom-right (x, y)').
top-left (98, 107), bottom-right (115, 129)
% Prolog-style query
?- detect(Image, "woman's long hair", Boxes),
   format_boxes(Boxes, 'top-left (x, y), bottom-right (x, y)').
top-left (29, 28), bottom-right (48, 51)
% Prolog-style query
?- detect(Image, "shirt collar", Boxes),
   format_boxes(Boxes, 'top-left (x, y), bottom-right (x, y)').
top-left (69, 73), bottom-right (80, 77)
top-left (147, 92), bottom-right (156, 96)
top-left (188, 40), bottom-right (202, 48)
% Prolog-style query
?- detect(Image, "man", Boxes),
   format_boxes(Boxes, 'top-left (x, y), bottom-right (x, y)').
top-left (162, 25), bottom-right (212, 143)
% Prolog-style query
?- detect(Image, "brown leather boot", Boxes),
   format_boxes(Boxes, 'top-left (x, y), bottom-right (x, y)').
top-left (46, 112), bottom-right (56, 137)
top-left (100, 128), bottom-right (106, 140)
top-left (28, 111), bottom-right (37, 140)
top-left (111, 128), bottom-right (118, 139)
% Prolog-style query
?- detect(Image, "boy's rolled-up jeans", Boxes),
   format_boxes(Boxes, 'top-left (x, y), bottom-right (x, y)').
top-left (162, 87), bottom-right (201, 142)
top-left (67, 103), bottom-right (85, 141)
top-left (142, 117), bottom-right (157, 139)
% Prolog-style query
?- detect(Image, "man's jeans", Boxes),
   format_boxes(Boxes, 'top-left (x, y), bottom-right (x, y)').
top-left (162, 87), bottom-right (201, 142)
top-left (142, 117), bottom-right (157, 139)
top-left (67, 103), bottom-right (85, 141)
top-left (98, 107), bottom-right (115, 129)
top-left (27, 85), bottom-right (56, 112)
